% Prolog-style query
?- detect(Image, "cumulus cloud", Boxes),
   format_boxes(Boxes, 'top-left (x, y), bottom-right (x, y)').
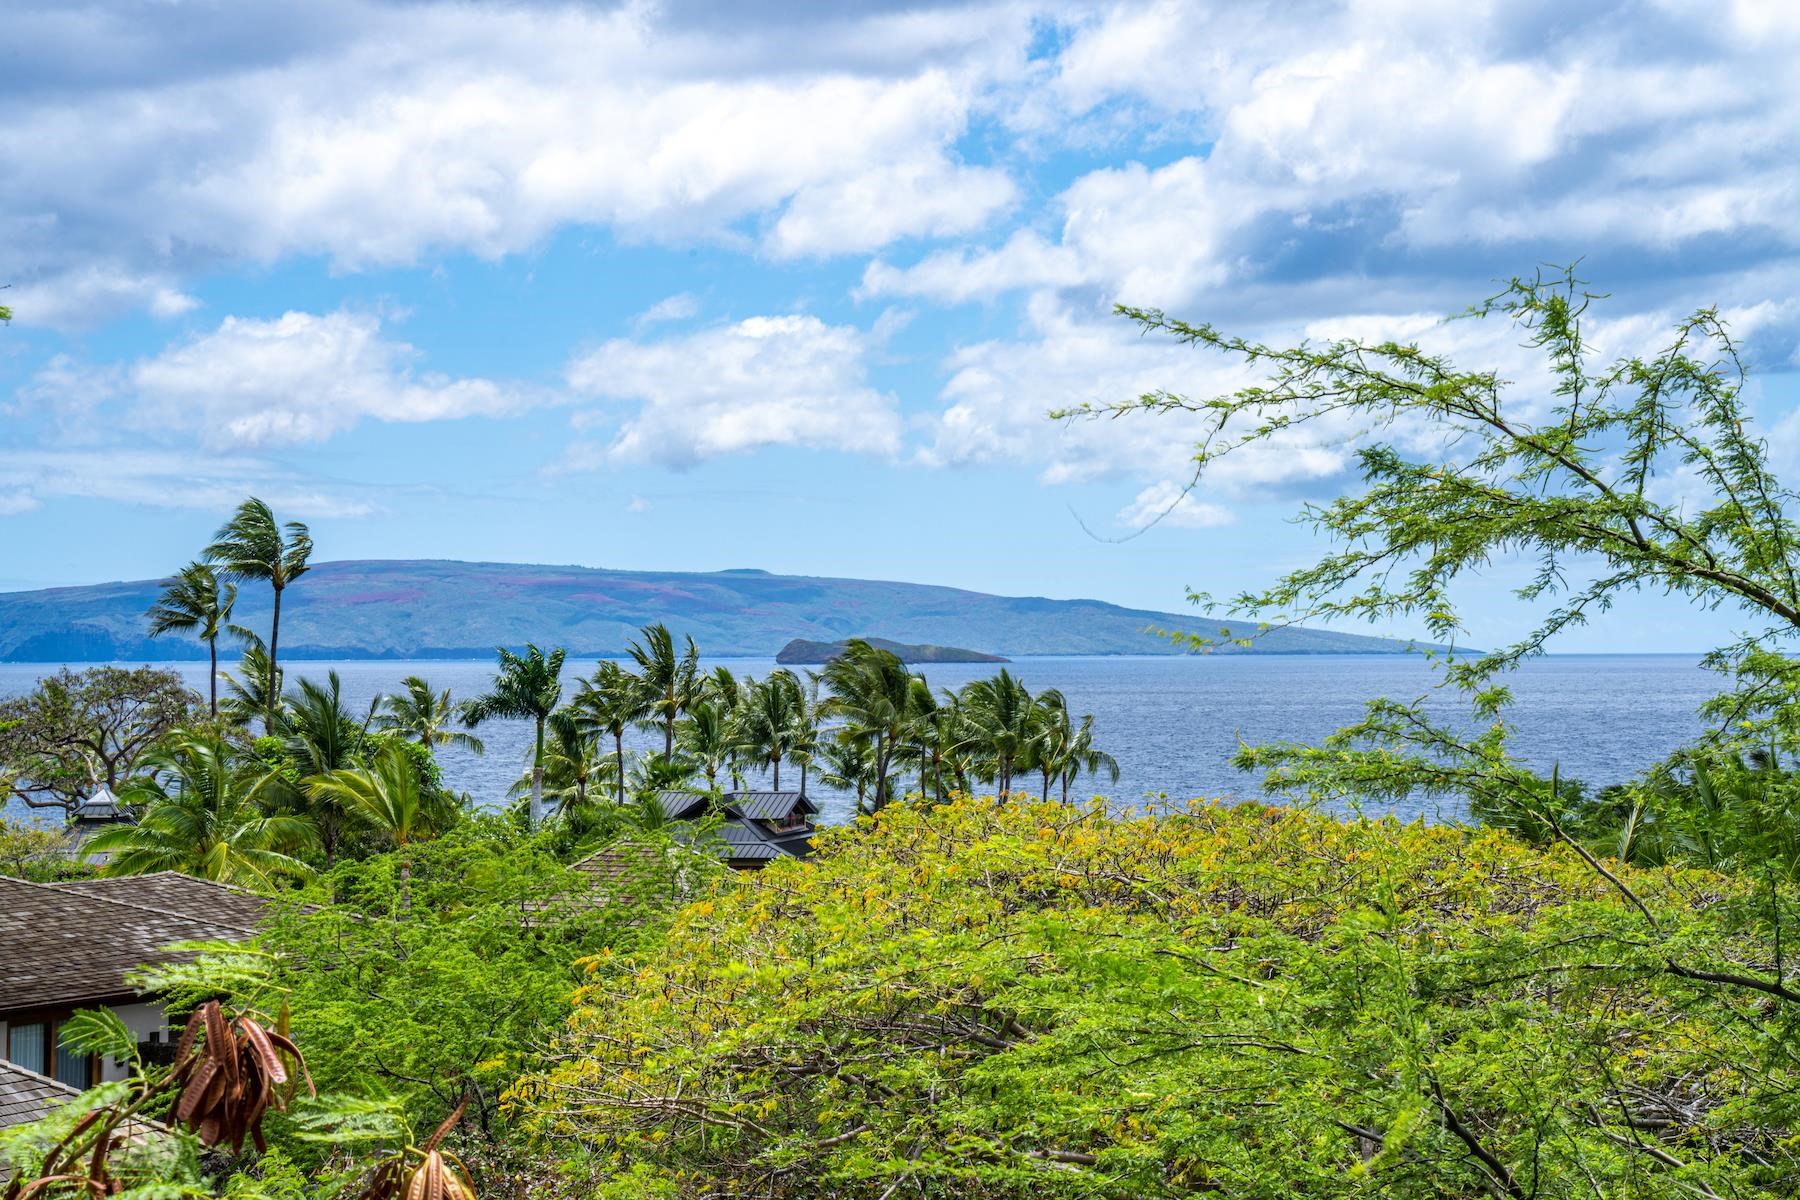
top-left (868, 0), bottom-right (1800, 319)
top-left (23, 310), bottom-right (528, 449)
top-left (0, 1), bottom-right (1024, 325)
top-left (563, 314), bottom-right (902, 467)
top-left (915, 293), bottom-right (1590, 525)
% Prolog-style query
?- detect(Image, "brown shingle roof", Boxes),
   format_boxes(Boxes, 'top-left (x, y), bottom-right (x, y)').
top-left (50, 873), bottom-right (270, 931)
top-left (0, 876), bottom-right (262, 1016)
top-left (0, 1060), bottom-right (78, 1130)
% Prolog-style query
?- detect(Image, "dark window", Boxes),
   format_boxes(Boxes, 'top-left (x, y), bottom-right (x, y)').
top-left (8, 1021), bottom-right (49, 1075)
top-left (55, 1025), bottom-right (95, 1088)
top-left (6, 1018), bottom-right (96, 1086)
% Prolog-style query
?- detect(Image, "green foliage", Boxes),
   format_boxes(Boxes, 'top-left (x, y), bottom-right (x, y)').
top-left (205, 498), bottom-right (313, 733)
top-left (0, 665), bottom-right (197, 817)
top-left (147, 562), bottom-right (238, 719)
top-left (1069, 268), bottom-right (1800, 832)
top-left (83, 731), bottom-right (318, 885)
top-left (0, 815), bottom-right (76, 880)
top-left (245, 821), bottom-right (690, 1156)
top-left (528, 795), bottom-right (1800, 1199)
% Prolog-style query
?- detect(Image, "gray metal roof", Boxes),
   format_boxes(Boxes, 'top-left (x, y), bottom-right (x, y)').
top-left (654, 791), bottom-right (710, 821)
top-left (727, 791), bottom-right (817, 822)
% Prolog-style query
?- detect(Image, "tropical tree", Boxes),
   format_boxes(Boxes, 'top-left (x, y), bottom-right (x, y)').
top-left (1055, 712), bottom-right (1119, 804)
top-left (1062, 268), bottom-right (1800, 823)
top-left (676, 699), bottom-right (737, 794)
top-left (820, 640), bottom-right (913, 811)
top-left (901, 676), bottom-right (943, 802)
top-left (308, 741), bottom-right (457, 848)
top-left (628, 623), bottom-right (700, 761)
top-left (736, 670), bottom-right (806, 790)
top-left (145, 562), bottom-right (237, 718)
top-left (0, 666), bottom-right (195, 817)
top-left (463, 644), bottom-right (565, 827)
top-left (308, 742), bottom-right (456, 907)
top-left (526, 709), bottom-right (614, 818)
top-left (816, 732), bottom-right (876, 814)
top-left (1026, 690), bottom-right (1119, 802)
top-left (82, 732), bottom-right (316, 886)
top-left (960, 669), bottom-right (1035, 799)
top-left (205, 497), bottom-right (313, 733)
top-left (376, 675), bottom-right (486, 755)
top-left (219, 632), bottom-right (278, 730)
top-left (571, 660), bottom-right (649, 807)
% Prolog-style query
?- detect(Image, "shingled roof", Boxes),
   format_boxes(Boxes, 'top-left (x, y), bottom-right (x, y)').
top-left (50, 873), bottom-right (270, 931)
top-left (0, 1060), bottom-right (78, 1131)
top-left (0, 876), bottom-right (264, 1017)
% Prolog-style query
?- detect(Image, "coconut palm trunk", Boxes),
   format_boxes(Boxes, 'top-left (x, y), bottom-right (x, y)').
top-left (531, 714), bottom-right (546, 827)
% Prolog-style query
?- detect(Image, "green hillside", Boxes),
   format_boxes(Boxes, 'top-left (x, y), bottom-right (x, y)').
top-left (0, 559), bottom-right (1428, 661)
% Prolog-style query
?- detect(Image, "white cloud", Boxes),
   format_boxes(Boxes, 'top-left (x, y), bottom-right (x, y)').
top-left (84, 310), bottom-right (528, 449)
top-left (0, 2), bottom-right (1025, 324)
top-left (768, 157), bottom-right (1016, 258)
top-left (634, 293), bottom-right (701, 330)
top-left (564, 314), bottom-right (901, 467)
top-left (872, 1), bottom-right (1800, 315)
top-left (0, 449), bottom-right (374, 519)
top-left (0, 489), bottom-right (41, 516)
top-left (1116, 481), bottom-right (1234, 530)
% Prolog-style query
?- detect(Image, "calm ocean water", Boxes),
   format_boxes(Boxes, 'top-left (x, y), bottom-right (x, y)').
top-left (1, 654), bottom-right (1717, 827)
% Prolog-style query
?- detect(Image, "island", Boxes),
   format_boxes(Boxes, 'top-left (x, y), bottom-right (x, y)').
top-left (775, 637), bottom-right (1010, 665)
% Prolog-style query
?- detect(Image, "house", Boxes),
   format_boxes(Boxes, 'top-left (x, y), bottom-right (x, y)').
top-left (0, 873), bottom-right (268, 1090)
top-left (63, 786), bottom-right (129, 864)
top-left (654, 790), bottom-right (819, 869)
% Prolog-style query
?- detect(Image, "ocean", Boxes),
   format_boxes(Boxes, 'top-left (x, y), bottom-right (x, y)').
top-left (0, 654), bottom-right (1718, 827)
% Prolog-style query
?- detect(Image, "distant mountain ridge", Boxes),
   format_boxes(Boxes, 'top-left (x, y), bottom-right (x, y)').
top-left (0, 559), bottom-right (1428, 662)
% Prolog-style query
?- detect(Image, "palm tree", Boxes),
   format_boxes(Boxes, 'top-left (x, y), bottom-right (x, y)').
top-left (677, 698), bottom-right (737, 793)
top-left (818, 731), bottom-right (888, 816)
top-left (1056, 713), bottom-right (1119, 804)
top-left (205, 498), bottom-right (313, 733)
top-left (81, 733), bottom-right (316, 887)
top-left (309, 742), bottom-right (457, 907)
top-left (219, 631), bottom-right (277, 730)
top-left (526, 710), bottom-right (614, 817)
top-left (737, 670), bottom-right (805, 790)
top-left (271, 671), bottom-right (367, 863)
top-left (628, 623), bottom-right (700, 761)
top-left (308, 742), bottom-right (454, 851)
top-left (1027, 688), bottom-right (1071, 802)
top-left (463, 644), bottom-right (565, 827)
top-left (820, 640), bottom-right (913, 812)
top-left (376, 676), bottom-right (486, 755)
top-left (960, 668), bottom-right (1035, 800)
top-left (901, 676), bottom-right (945, 802)
top-left (145, 562), bottom-right (237, 719)
top-left (571, 660), bottom-right (649, 806)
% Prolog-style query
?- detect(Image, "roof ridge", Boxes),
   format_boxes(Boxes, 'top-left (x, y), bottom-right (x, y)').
top-left (60, 870), bottom-right (266, 901)
top-left (0, 875), bottom-right (261, 936)
top-left (0, 1059), bottom-right (80, 1096)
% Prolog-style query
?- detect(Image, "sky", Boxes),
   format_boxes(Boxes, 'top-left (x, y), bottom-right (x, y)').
top-left (4, 0), bottom-right (1800, 653)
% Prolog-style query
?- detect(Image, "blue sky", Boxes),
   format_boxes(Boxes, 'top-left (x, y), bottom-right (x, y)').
top-left (4, 0), bottom-right (1800, 652)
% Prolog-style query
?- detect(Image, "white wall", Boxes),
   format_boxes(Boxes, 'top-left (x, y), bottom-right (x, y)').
top-left (0, 1001), bottom-right (170, 1084)
top-left (103, 1002), bottom-right (169, 1083)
